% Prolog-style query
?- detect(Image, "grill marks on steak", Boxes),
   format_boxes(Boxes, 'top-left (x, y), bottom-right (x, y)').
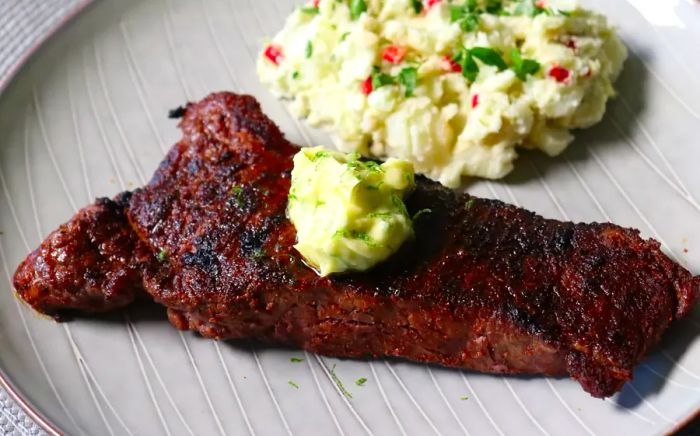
top-left (12, 92), bottom-right (700, 398)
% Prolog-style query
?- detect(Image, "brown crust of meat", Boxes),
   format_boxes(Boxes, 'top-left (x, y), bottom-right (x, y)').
top-left (12, 193), bottom-right (149, 316)
top-left (13, 92), bottom-right (700, 398)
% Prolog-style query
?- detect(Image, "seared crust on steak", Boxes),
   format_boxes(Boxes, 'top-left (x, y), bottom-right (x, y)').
top-left (13, 92), bottom-right (700, 398)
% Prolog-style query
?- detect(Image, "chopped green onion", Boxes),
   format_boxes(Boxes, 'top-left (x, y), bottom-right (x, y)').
top-left (356, 377), bottom-right (368, 386)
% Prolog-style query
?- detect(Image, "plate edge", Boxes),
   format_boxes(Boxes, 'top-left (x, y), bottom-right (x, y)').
top-left (0, 0), bottom-right (94, 95)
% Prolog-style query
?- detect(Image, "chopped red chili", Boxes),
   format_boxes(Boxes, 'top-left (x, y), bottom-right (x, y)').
top-left (472, 94), bottom-right (479, 108)
top-left (312, 0), bottom-right (320, 6)
top-left (383, 46), bottom-right (408, 64)
top-left (361, 76), bottom-right (373, 95)
top-left (426, 0), bottom-right (441, 8)
top-left (549, 65), bottom-right (570, 83)
top-left (444, 55), bottom-right (462, 73)
top-left (264, 45), bottom-right (284, 65)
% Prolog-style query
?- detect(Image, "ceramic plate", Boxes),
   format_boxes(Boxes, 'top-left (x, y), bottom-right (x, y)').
top-left (1, 0), bottom-right (700, 435)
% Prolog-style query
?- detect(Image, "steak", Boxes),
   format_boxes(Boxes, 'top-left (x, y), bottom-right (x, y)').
top-left (13, 92), bottom-right (699, 398)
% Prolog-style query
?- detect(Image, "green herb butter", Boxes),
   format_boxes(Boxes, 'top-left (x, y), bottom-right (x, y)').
top-left (287, 147), bottom-right (415, 276)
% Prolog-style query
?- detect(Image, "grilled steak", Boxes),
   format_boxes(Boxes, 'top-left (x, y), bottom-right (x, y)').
top-left (13, 92), bottom-right (699, 398)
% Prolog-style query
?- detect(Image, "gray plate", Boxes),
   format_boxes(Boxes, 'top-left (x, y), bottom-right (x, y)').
top-left (1, 0), bottom-right (700, 435)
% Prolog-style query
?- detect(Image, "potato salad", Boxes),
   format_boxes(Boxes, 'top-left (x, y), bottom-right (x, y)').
top-left (257, 0), bottom-right (627, 187)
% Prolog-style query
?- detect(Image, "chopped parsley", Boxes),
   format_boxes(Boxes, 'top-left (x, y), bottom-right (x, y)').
top-left (288, 380), bottom-right (300, 389)
top-left (291, 70), bottom-right (300, 79)
top-left (368, 211), bottom-right (394, 219)
top-left (411, 0), bottom-right (423, 14)
top-left (333, 229), bottom-right (378, 247)
top-left (330, 364), bottom-right (353, 398)
top-left (464, 198), bottom-right (477, 210)
top-left (398, 67), bottom-right (418, 97)
top-left (371, 68), bottom-right (396, 90)
top-left (355, 377), bottom-right (368, 386)
top-left (350, 0), bottom-right (367, 20)
top-left (370, 66), bottom-right (419, 97)
top-left (450, 2), bottom-right (480, 32)
top-left (412, 208), bottom-right (433, 222)
top-left (300, 5), bottom-right (320, 15)
top-left (305, 40), bottom-right (314, 58)
top-left (290, 357), bottom-right (304, 363)
top-left (453, 47), bottom-right (479, 83)
top-left (513, 0), bottom-right (570, 17)
top-left (485, 0), bottom-right (504, 14)
top-left (469, 47), bottom-right (507, 71)
top-left (340, 31), bottom-right (351, 41)
top-left (231, 185), bottom-right (245, 207)
top-left (157, 248), bottom-right (168, 262)
top-left (510, 48), bottom-right (541, 80)
top-left (310, 150), bottom-right (330, 161)
top-left (460, 396), bottom-right (470, 401)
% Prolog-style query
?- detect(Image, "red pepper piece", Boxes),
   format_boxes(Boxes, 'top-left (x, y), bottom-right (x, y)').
top-left (264, 44), bottom-right (284, 66)
top-left (472, 94), bottom-right (479, 108)
top-left (443, 55), bottom-right (462, 73)
top-left (312, 0), bottom-right (320, 6)
top-left (361, 76), bottom-right (373, 95)
top-left (549, 65), bottom-right (570, 83)
top-left (383, 46), bottom-right (408, 64)
top-left (427, 0), bottom-right (441, 8)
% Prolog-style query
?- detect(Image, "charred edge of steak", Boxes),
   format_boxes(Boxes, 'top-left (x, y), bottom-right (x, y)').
top-left (12, 194), bottom-right (149, 317)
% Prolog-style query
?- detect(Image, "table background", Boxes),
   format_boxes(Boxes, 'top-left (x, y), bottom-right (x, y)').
top-left (0, 1), bottom-right (697, 435)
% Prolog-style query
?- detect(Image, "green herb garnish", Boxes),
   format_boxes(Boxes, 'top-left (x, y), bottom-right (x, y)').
top-left (464, 198), bottom-right (477, 210)
top-left (350, 0), bottom-right (367, 20)
top-left (157, 248), bottom-right (168, 262)
top-left (305, 40), bottom-right (314, 58)
top-left (449, 2), bottom-right (480, 32)
top-left (288, 380), bottom-right (300, 389)
top-left (412, 208), bottom-right (433, 222)
top-left (469, 47), bottom-right (507, 71)
top-left (453, 47), bottom-right (479, 83)
top-left (460, 396), bottom-right (469, 401)
top-left (356, 377), bottom-right (368, 386)
top-left (371, 68), bottom-right (396, 90)
top-left (340, 31), bottom-right (351, 41)
top-left (310, 150), bottom-right (329, 161)
top-left (300, 5), bottom-right (320, 14)
top-left (398, 67), bottom-right (418, 97)
top-left (292, 71), bottom-right (300, 79)
top-left (513, 0), bottom-right (569, 17)
top-left (231, 185), bottom-right (245, 207)
top-left (330, 364), bottom-right (353, 398)
top-left (411, 0), bottom-right (423, 14)
top-left (485, 0), bottom-right (504, 14)
top-left (510, 48), bottom-right (541, 80)
top-left (290, 357), bottom-right (304, 363)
